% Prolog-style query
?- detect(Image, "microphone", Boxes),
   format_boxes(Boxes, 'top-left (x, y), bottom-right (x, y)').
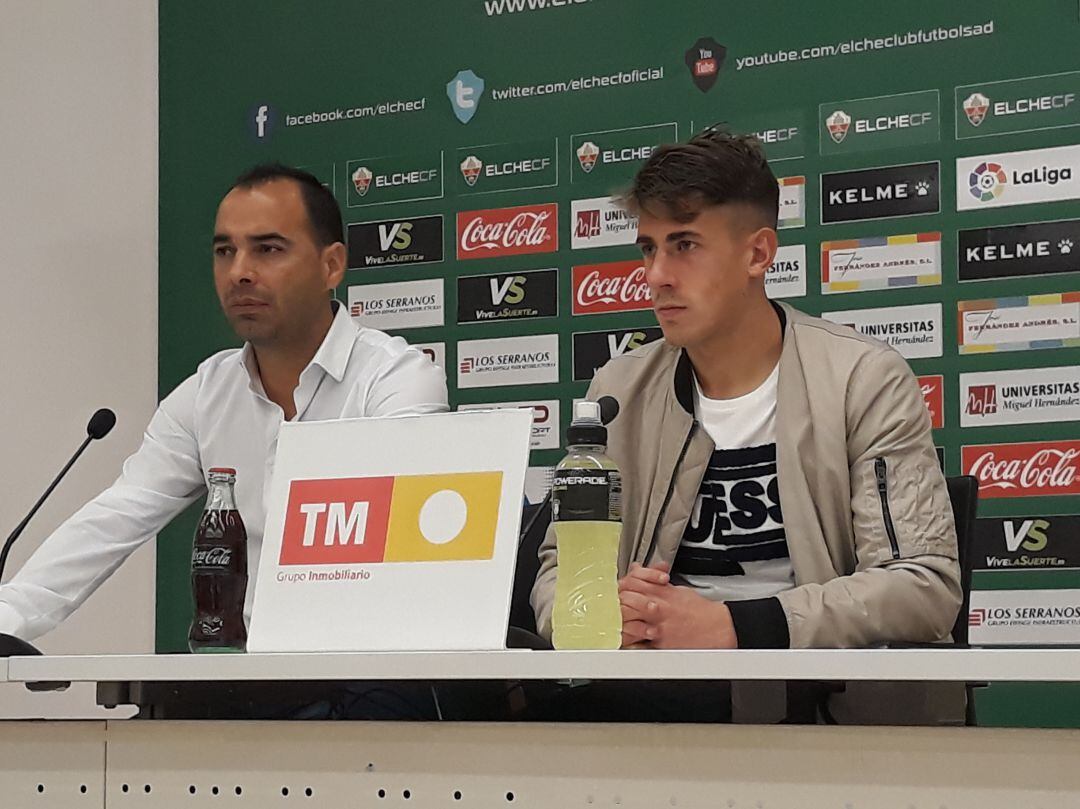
top-left (0, 408), bottom-right (116, 581)
top-left (597, 395), bottom-right (620, 425)
top-left (0, 409), bottom-right (115, 659)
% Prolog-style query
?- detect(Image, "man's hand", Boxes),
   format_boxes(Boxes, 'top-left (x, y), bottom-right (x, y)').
top-left (618, 562), bottom-right (738, 649)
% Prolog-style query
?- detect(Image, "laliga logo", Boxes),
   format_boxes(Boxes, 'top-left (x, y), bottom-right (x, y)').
top-left (826, 110), bottom-right (851, 143)
top-left (969, 161), bottom-right (1008, 202)
top-left (279, 472), bottom-right (502, 566)
top-left (352, 166), bottom-right (374, 197)
top-left (964, 92), bottom-right (991, 127)
top-left (460, 155), bottom-right (483, 187)
top-left (577, 141), bottom-right (600, 173)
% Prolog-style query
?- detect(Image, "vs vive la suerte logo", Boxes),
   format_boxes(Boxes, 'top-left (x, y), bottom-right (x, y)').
top-left (279, 472), bottom-right (502, 566)
top-left (347, 215), bottom-right (444, 269)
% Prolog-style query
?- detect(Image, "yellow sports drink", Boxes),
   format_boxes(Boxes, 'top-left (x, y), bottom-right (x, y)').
top-left (551, 400), bottom-right (623, 650)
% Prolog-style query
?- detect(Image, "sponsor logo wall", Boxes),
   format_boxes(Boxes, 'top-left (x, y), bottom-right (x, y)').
top-left (163, 3), bottom-right (1080, 655)
top-left (323, 52), bottom-right (1080, 653)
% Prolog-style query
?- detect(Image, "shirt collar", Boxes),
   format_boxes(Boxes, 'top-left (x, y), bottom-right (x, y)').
top-left (238, 300), bottom-right (357, 388)
top-left (307, 300), bottom-right (357, 383)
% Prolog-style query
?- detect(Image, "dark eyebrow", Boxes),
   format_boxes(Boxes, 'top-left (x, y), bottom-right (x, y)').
top-left (212, 232), bottom-right (292, 246)
top-left (247, 232), bottom-right (291, 244)
top-left (665, 230), bottom-right (702, 243)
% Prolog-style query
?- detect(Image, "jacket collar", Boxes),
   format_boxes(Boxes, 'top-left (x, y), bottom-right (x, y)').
top-left (673, 300), bottom-right (788, 416)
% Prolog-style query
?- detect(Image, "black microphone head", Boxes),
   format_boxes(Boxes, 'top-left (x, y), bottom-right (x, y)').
top-left (87, 408), bottom-right (116, 440)
top-left (597, 395), bottom-right (620, 426)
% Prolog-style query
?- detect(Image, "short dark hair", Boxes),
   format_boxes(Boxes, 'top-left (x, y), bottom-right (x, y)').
top-left (229, 163), bottom-right (344, 247)
top-left (621, 127), bottom-right (779, 228)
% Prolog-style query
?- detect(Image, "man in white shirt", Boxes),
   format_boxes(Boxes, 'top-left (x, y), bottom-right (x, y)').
top-left (0, 164), bottom-right (448, 641)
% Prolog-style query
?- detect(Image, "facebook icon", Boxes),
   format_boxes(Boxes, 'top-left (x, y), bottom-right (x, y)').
top-left (249, 103), bottom-right (274, 140)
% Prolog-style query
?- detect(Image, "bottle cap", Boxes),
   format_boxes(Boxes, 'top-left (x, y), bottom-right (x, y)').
top-left (572, 400), bottom-right (602, 425)
top-left (567, 400), bottom-right (607, 446)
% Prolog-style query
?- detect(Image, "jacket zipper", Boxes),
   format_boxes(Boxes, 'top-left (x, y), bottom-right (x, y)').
top-left (874, 457), bottom-right (900, 560)
top-left (643, 420), bottom-right (697, 566)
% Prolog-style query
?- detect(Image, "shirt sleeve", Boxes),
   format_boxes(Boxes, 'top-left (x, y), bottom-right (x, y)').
top-left (0, 374), bottom-right (207, 641)
top-left (364, 342), bottom-right (450, 418)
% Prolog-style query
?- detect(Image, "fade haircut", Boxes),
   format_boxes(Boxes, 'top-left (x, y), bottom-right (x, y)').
top-left (620, 127), bottom-right (779, 228)
top-left (228, 164), bottom-right (344, 247)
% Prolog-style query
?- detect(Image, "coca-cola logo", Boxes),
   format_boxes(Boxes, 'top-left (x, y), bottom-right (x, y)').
top-left (192, 546), bottom-right (233, 568)
top-left (456, 203), bottom-right (558, 260)
top-left (916, 375), bottom-right (943, 430)
top-left (963, 441), bottom-right (1080, 499)
top-left (572, 261), bottom-right (652, 315)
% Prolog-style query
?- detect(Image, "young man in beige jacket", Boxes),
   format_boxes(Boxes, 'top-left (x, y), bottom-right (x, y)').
top-left (532, 130), bottom-right (960, 657)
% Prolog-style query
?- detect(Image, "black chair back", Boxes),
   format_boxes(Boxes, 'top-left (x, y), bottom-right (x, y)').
top-left (946, 475), bottom-right (979, 646)
top-left (507, 499), bottom-right (550, 638)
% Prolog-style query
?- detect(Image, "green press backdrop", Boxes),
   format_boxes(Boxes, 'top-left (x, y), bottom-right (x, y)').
top-left (159, 0), bottom-right (1080, 725)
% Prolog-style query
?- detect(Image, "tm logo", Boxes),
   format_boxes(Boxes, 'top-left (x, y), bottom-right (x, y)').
top-left (251, 103), bottom-right (275, 141)
top-left (447, 69), bottom-right (486, 124)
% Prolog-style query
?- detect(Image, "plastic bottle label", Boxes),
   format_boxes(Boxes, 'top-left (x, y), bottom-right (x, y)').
top-left (552, 469), bottom-right (622, 522)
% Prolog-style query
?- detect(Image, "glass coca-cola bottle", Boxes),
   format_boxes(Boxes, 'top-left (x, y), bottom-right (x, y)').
top-left (188, 467), bottom-right (248, 652)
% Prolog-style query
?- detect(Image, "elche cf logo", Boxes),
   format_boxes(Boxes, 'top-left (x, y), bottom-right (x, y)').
top-left (969, 161), bottom-right (1008, 202)
top-left (684, 36), bottom-right (726, 93)
top-left (460, 155), bottom-right (483, 187)
top-left (826, 110), bottom-right (851, 143)
top-left (964, 92), bottom-right (991, 127)
top-left (576, 141), bottom-right (599, 173)
top-left (352, 166), bottom-right (373, 196)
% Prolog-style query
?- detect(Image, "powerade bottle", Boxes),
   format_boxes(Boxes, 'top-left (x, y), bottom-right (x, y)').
top-left (551, 400), bottom-right (623, 650)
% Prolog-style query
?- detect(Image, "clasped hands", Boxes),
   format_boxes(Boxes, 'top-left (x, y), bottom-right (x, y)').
top-left (619, 561), bottom-right (738, 649)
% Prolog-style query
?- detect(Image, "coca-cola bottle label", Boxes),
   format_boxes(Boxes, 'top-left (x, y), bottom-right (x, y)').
top-left (552, 470), bottom-right (622, 522)
top-left (191, 545), bottom-right (233, 573)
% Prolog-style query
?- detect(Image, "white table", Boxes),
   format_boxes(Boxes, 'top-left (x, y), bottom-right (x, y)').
top-left (7, 646), bottom-right (1080, 684)
top-left (2, 649), bottom-right (1080, 808)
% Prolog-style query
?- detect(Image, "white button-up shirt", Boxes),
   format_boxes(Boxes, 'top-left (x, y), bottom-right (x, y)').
top-left (0, 303), bottom-right (448, 640)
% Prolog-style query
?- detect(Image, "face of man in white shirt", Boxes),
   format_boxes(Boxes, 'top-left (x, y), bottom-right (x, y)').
top-left (212, 178), bottom-right (346, 349)
top-left (635, 204), bottom-right (777, 354)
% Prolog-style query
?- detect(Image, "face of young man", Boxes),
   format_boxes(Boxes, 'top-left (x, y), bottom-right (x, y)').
top-left (635, 204), bottom-right (777, 351)
top-left (212, 179), bottom-right (344, 347)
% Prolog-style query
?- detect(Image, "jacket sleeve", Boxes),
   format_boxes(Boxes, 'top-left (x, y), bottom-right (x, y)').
top-left (769, 346), bottom-right (961, 648)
